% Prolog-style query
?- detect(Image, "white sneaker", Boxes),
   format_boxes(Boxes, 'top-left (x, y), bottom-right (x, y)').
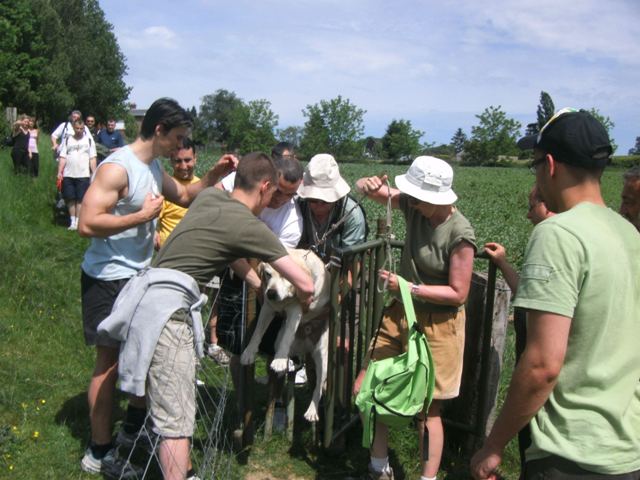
top-left (67, 222), bottom-right (77, 231)
top-left (81, 447), bottom-right (142, 478)
top-left (207, 343), bottom-right (230, 366)
top-left (287, 359), bottom-right (296, 372)
top-left (295, 366), bottom-right (307, 386)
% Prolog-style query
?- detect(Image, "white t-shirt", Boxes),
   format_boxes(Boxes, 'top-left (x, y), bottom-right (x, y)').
top-left (220, 171), bottom-right (236, 191)
top-left (221, 171), bottom-right (302, 246)
top-left (259, 200), bottom-right (303, 248)
top-left (60, 134), bottom-right (96, 178)
top-left (52, 122), bottom-right (92, 147)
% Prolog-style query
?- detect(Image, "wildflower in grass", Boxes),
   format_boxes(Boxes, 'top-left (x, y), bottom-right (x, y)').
top-left (32, 431), bottom-right (39, 439)
top-left (39, 399), bottom-right (46, 405)
top-left (9, 465), bottom-right (14, 471)
top-left (20, 402), bottom-right (27, 410)
top-left (11, 425), bottom-right (18, 432)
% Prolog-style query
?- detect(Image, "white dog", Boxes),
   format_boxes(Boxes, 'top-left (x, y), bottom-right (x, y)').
top-left (240, 249), bottom-right (330, 422)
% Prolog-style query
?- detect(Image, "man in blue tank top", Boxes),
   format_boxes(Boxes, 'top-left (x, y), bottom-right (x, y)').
top-left (77, 97), bottom-right (238, 478)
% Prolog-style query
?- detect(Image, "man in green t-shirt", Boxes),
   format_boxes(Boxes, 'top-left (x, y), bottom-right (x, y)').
top-left (472, 109), bottom-right (640, 479)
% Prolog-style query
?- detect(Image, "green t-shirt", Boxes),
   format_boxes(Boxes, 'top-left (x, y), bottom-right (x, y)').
top-left (514, 202), bottom-right (640, 474)
top-left (153, 187), bottom-right (287, 286)
top-left (398, 194), bottom-right (477, 312)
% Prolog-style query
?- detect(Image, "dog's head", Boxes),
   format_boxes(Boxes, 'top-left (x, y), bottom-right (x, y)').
top-left (258, 262), bottom-right (297, 305)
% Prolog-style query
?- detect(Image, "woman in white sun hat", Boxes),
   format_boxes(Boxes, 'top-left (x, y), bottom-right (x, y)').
top-left (354, 156), bottom-right (476, 480)
top-left (296, 153), bottom-right (367, 260)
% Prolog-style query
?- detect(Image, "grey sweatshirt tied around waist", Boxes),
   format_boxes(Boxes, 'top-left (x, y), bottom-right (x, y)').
top-left (97, 267), bottom-right (208, 397)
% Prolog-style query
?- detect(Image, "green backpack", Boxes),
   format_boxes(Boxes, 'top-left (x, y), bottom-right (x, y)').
top-left (355, 275), bottom-right (435, 448)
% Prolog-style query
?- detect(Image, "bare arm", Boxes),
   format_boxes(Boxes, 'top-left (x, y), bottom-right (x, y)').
top-left (163, 154), bottom-right (238, 207)
top-left (484, 242), bottom-right (520, 294)
top-left (230, 259), bottom-right (261, 290)
top-left (355, 174), bottom-right (401, 209)
top-left (270, 255), bottom-right (315, 307)
top-left (379, 241), bottom-right (475, 305)
top-left (57, 157), bottom-right (66, 178)
top-left (470, 311), bottom-right (571, 479)
top-left (78, 163), bottom-right (164, 238)
top-left (89, 156), bottom-right (97, 175)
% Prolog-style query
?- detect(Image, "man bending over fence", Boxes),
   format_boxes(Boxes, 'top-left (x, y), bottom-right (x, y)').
top-left (98, 152), bottom-right (315, 480)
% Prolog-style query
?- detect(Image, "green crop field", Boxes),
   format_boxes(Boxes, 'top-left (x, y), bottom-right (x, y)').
top-left (0, 143), bottom-right (627, 479)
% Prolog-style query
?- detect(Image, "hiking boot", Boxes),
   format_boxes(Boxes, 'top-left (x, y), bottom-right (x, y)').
top-left (115, 427), bottom-right (158, 454)
top-left (81, 447), bottom-right (142, 479)
top-left (207, 343), bottom-right (230, 366)
top-left (367, 464), bottom-right (394, 480)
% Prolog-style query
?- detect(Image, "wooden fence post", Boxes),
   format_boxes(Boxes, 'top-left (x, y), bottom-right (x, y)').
top-left (443, 266), bottom-right (511, 457)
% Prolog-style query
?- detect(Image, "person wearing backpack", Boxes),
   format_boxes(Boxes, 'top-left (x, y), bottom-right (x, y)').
top-left (355, 156), bottom-right (476, 480)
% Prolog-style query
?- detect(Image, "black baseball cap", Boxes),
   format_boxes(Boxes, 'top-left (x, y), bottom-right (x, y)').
top-left (518, 108), bottom-right (612, 169)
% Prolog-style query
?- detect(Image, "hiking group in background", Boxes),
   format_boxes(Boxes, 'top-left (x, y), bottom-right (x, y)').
top-left (6, 98), bottom-right (639, 480)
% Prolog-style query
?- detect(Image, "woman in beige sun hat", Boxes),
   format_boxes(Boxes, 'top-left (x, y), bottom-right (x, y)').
top-left (296, 153), bottom-right (367, 261)
top-left (354, 156), bottom-right (477, 480)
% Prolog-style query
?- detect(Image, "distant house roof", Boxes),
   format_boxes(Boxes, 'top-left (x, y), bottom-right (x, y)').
top-left (130, 109), bottom-right (147, 118)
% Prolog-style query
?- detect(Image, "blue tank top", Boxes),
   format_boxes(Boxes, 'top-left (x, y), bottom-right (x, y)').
top-left (81, 146), bottom-right (164, 280)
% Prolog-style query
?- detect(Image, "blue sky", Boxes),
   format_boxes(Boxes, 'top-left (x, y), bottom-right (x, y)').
top-left (101, 0), bottom-right (640, 153)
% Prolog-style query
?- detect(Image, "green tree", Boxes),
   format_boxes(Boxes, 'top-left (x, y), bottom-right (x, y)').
top-left (277, 126), bottom-right (304, 149)
top-left (536, 91), bottom-right (555, 130)
top-left (450, 128), bottom-right (467, 154)
top-left (299, 95), bottom-right (366, 160)
top-left (463, 105), bottom-right (522, 166)
top-left (629, 137), bottom-right (640, 156)
top-left (227, 99), bottom-right (278, 153)
top-left (0, 0), bottom-right (130, 128)
top-left (381, 119), bottom-right (423, 163)
top-left (197, 89), bottom-right (243, 148)
top-left (588, 108), bottom-right (617, 154)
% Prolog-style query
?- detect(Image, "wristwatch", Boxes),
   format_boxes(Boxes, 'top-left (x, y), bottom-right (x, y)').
top-left (411, 283), bottom-right (420, 296)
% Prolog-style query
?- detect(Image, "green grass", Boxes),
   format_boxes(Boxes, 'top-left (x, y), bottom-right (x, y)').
top-left (0, 145), bottom-right (627, 479)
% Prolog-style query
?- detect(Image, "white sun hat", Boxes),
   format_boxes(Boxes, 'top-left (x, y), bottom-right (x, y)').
top-left (297, 153), bottom-right (350, 202)
top-left (394, 156), bottom-right (458, 205)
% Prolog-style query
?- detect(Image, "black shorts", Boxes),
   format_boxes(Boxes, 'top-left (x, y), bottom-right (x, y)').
top-left (81, 270), bottom-right (129, 347)
top-left (62, 177), bottom-right (90, 202)
top-left (215, 271), bottom-right (245, 355)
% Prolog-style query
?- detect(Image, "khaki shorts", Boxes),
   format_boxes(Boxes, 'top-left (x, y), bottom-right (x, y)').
top-left (368, 300), bottom-right (466, 400)
top-left (147, 310), bottom-right (197, 438)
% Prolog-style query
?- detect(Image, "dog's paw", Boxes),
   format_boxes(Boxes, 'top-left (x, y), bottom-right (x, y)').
top-left (270, 358), bottom-right (289, 373)
top-left (240, 349), bottom-right (256, 365)
top-left (304, 403), bottom-right (319, 422)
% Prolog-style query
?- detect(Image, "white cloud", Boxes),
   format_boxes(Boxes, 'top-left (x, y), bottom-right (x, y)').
top-left (117, 25), bottom-right (179, 51)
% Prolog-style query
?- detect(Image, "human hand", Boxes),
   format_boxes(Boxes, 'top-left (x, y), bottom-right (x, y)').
top-left (297, 290), bottom-right (313, 313)
top-left (378, 269), bottom-right (399, 291)
top-left (153, 232), bottom-right (161, 251)
top-left (353, 368), bottom-right (367, 396)
top-left (358, 174), bottom-right (389, 195)
top-left (212, 154), bottom-right (239, 178)
top-left (470, 445), bottom-right (502, 480)
top-left (139, 192), bottom-right (164, 222)
top-left (484, 242), bottom-right (507, 265)
top-left (56, 176), bottom-right (63, 191)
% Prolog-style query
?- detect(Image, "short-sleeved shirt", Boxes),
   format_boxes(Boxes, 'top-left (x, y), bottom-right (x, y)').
top-left (156, 176), bottom-right (200, 247)
top-left (97, 129), bottom-right (125, 150)
top-left (153, 187), bottom-right (288, 286)
top-left (259, 200), bottom-right (303, 248)
top-left (398, 194), bottom-right (476, 312)
top-left (60, 134), bottom-right (96, 178)
top-left (514, 202), bottom-right (640, 474)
